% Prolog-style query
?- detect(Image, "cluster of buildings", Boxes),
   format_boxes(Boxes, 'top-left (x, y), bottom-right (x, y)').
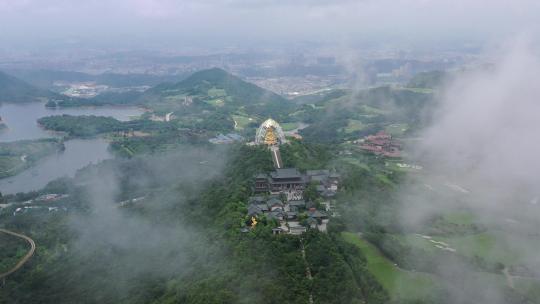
top-left (13, 206), bottom-right (66, 216)
top-left (209, 133), bottom-right (244, 144)
top-left (254, 168), bottom-right (339, 201)
top-left (55, 81), bottom-right (109, 98)
top-left (0, 193), bottom-right (70, 217)
top-left (34, 193), bottom-right (69, 202)
top-left (357, 131), bottom-right (401, 158)
top-left (245, 118), bottom-right (340, 235)
top-left (246, 195), bottom-right (329, 235)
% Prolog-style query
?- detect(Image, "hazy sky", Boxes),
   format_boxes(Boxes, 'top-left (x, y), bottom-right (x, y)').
top-left (1, 0), bottom-right (540, 49)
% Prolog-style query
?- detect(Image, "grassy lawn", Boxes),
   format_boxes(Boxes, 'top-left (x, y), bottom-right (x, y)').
top-left (343, 233), bottom-right (523, 302)
top-left (402, 87), bottom-right (434, 94)
top-left (205, 98), bottom-right (225, 107)
top-left (384, 161), bottom-right (421, 173)
top-left (397, 231), bottom-right (519, 266)
top-left (395, 234), bottom-right (438, 253)
top-left (231, 114), bottom-right (252, 130)
top-left (385, 123), bottom-right (409, 136)
top-left (342, 232), bottom-right (437, 301)
top-left (337, 157), bottom-right (371, 171)
top-left (359, 104), bottom-right (387, 115)
top-left (443, 211), bottom-right (475, 225)
top-left (280, 122), bottom-right (298, 131)
top-left (164, 94), bottom-right (186, 103)
top-left (437, 233), bottom-right (519, 265)
top-left (514, 277), bottom-right (540, 303)
top-left (207, 87), bottom-right (226, 97)
top-left (344, 119), bottom-right (366, 133)
top-left (375, 173), bottom-right (394, 186)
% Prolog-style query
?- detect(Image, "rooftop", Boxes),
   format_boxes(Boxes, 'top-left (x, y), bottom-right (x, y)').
top-left (270, 168), bottom-right (302, 179)
top-left (306, 169), bottom-right (330, 176)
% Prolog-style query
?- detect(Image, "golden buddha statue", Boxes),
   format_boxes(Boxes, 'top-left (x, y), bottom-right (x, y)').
top-left (264, 127), bottom-right (278, 145)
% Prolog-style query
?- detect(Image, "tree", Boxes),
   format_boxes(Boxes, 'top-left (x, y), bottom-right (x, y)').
top-left (304, 181), bottom-right (320, 202)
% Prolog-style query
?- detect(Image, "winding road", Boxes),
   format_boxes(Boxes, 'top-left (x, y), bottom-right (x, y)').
top-left (0, 229), bottom-right (36, 283)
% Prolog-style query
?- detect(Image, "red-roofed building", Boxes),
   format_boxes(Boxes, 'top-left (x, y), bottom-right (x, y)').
top-left (359, 131), bottom-right (401, 157)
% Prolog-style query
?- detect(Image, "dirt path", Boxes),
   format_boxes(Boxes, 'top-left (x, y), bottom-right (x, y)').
top-left (0, 229), bottom-right (36, 283)
top-left (503, 267), bottom-right (514, 289)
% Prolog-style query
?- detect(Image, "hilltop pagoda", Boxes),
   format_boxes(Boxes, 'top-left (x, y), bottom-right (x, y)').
top-left (255, 118), bottom-right (286, 146)
top-left (264, 127), bottom-right (278, 145)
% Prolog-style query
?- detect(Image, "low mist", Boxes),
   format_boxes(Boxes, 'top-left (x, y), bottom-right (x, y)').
top-left (398, 40), bottom-right (540, 303)
top-left (65, 145), bottom-right (229, 298)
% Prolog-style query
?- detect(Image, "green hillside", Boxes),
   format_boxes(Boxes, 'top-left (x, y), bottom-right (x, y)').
top-left (143, 68), bottom-right (292, 115)
top-left (0, 71), bottom-right (62, 103)
top-left (296, 86), bottom-right (434, 143)
top-left (407, 70), bottom-right (448, 89)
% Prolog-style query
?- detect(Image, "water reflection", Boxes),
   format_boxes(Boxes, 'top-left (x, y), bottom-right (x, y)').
top-left (0, 138), bottom-right (112, 194)
top-left (0, 102), bottom-right (143, 142)
top-left (0, 102), bottom-right (143, 194)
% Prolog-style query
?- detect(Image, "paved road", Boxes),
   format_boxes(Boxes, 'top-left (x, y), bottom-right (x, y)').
top-left (0, 229), bottom-right (36, 281)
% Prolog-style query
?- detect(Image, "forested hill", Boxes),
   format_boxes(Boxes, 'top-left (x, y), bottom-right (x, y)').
top-left (143, 67), bottom-right (287, 105)
top-left (406, 70), bottom-right (448, 89)
top-left (0, 143), bottom-right (389, 304)
top-left (0, 71), bottom-right (68, 103)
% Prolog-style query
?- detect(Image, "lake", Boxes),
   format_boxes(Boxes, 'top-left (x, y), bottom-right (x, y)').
top-left (0, 102), bottom-right (144, 142)
top-left (0, 102), bottom-right (144, 194)
top-left (0, 139), bottom-right (112, 194)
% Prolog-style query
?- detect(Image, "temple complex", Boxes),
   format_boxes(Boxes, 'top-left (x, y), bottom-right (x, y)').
top-left (245, 118), bottom-right (340, 235)
top-left (255, 168), bottom-right (307, 200)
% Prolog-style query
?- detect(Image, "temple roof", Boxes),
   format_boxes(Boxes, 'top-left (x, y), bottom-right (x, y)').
top-left (267, 197), bottom-right (283, 206)
top-left (247, 205), bottom-right (263, 216)
top-left (308, 209), bottom-right (326, 218)
top-left (270, 168), bottom-right (302, 179)
top-left (306, 169), bottom-right (330, 176)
